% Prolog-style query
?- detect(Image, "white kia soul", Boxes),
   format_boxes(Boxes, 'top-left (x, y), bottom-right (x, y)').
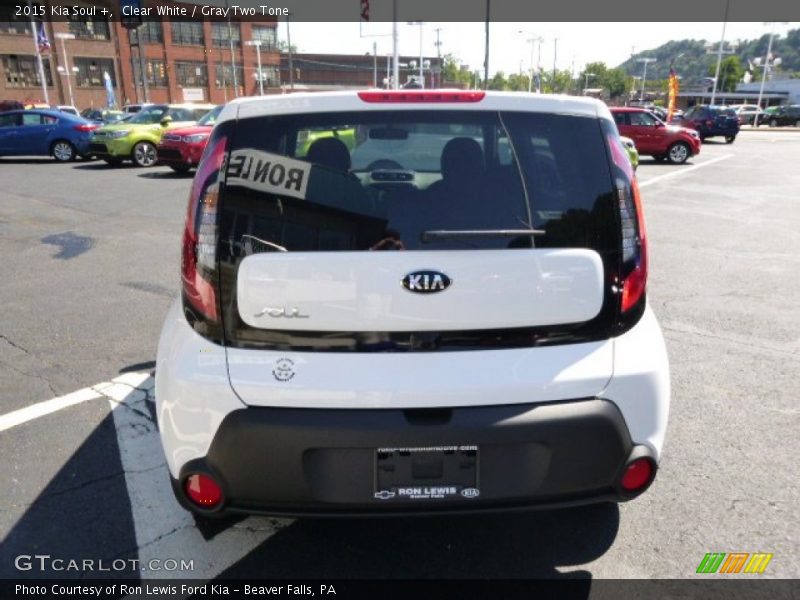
top-left (155, 90), bottom-right (670, 516)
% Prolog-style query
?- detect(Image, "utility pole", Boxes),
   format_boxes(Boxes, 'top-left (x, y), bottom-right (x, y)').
top-left (483, 0), bottom-right (489, 89)
top-left (224, 0), bottom-right (237, 97)
top-left (287, 13), bottom-right (294, 90)
top-left (552, 38), bottom-right (558, 93)
top-left (709, 0), bottom-right (730, 105)
top-left (754, 22), bottom-right (782, 126)
top-left (434, 27), bottom-right (442, 88)
top-left (392, 0), bottom-right (399, 89)
top-left (373, 41), bottom-right (377, 88)
top-left (637, 58), bottom-right (656, 102)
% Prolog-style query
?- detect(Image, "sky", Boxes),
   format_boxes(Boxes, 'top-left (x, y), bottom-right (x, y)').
top-left (284, 22), bottom-right (798, 77)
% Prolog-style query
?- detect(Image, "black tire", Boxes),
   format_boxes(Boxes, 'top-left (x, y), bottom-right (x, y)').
top-left (169, 164), bottom-right (192, 174)
top-left (725, 135), bottom-right (736, 144)
top-left (667, 142), bottom-right (690, 165)
top-left (131, 141), bottom-right (158, 167)
top-left (51, 140), bottom-right (76, 162)
top-left (795, 120), bottom-right (800, 128)
top-left (769, 119), bottom-right (777, 128)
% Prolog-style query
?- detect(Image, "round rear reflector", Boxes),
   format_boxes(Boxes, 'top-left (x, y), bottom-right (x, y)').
top-left (185, 473), bottom-right (223, 508)
top-left (620, 458), bottom-right (654, 492)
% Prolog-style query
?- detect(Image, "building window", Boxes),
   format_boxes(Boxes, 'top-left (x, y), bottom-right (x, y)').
top-left (214, 64), bottom-right (244, 88)
top-left (175, 61), bottom-right (207, 87)
top-left (67, 15), bottom-right (110, 40)
top-left (2, 54), bottom-right (53, 87)
top-left (211, 22), bottom-right (241, 48)
top-left (130, 20), bottom-right (163, 44)
top-left (171, 21), bottom-right (203, 46)
top-left (261, 65), bottom-right (280, 87)
top-left (0, 7), bottom-right (41, 35)
top-left (133, 59), bottom-right (168, 87)
top-left (251, 26), bottom-right (277, 49)
top-left (74, 57), bottom-right (115, 88)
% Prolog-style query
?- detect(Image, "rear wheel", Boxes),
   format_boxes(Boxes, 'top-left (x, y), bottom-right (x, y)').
top-left (132, 141), bottom-right (157, 167)
top-left (667, 142), bottom-right (690, 164)
top-left (51, 140), bottom-right (76, 162)
top-left (769, 119), bottom-right (777, 128)
top-left (169, 164), bottom-right (191, 174)
top-left (725, 135), bottom-right (736, 144)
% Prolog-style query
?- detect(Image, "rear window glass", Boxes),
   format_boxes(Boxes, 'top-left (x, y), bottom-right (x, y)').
top-left (219, 110), bottom-right (616, 256)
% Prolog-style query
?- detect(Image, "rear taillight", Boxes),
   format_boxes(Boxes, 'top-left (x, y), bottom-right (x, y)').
top-left (620, 179), bottom-right (647, 313)
top-left (619, 457), bottom-right (655, 493)
top-left (182, 134), bottom-right (227, 322)
top-left (606, 131), bottom-right (647, 315)
top-left (73, 123), bottom-right (98, 132)
top-left (358, 90), bottom-right (486, 103)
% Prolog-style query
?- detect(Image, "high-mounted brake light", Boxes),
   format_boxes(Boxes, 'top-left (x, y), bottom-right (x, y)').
top-left (181, 134), bottom-right (227, 321)
top-left (358, 90), bottom-right (486, 103)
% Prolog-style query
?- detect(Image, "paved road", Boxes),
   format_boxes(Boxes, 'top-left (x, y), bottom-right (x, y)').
top-left (1, 132), bottom-right (798, 582)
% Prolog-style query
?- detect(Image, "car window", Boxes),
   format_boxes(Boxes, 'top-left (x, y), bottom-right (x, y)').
top-left (629, 112), bottom-right (658, 127)
top-left (218, 110), bottom-right (618, 255)
top-left (612, 112), bottom-right (627, 126)
top-left (197, 105), bottom-right (223, 126)
top-left (42, 115), bottom-right (58, 125)
top-left (127, 106), bottom-right (168, 124)
top-left (168, 108), bottom-right (192, 121)
top-left (22, 113), bottom-right (44, 126)
top-left (0, 113), bottom-right (20, 127)
top-left (191, 108), bottom-right (211, 120)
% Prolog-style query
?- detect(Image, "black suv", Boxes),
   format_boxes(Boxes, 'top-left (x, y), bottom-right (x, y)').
top-left (761, 105), bottom-right (800, 128)
top-left (678, 105), bottom-right (740, 143)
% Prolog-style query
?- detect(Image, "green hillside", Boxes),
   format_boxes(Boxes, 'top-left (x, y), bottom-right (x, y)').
top-left (618, 29), bottom-right (800, 85)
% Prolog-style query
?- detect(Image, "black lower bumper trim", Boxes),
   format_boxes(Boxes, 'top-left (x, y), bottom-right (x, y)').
top-left (174, 399), bottom-right (655, 516)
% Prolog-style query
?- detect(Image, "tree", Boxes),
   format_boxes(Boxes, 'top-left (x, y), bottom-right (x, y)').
top-left (709, 56), bottom-right (744, 92)
top-left (580, 62), bottom-right (630, 99)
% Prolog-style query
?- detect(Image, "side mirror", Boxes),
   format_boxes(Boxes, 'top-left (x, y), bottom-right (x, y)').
top-left (160, 116), bottom-right (173, 127)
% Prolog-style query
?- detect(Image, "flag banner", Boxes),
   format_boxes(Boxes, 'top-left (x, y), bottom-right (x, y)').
top-left (37, 22), bottom-right (50, 54)
top-left (103, 71), bottom-right (117, 108)
top-left (667, 67), bottom-right (679, 123)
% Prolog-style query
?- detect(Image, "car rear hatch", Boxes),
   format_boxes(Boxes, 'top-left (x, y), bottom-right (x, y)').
top-left (185, 100), bottom-right (643, 408)
top-left (714, 108), bottom-right (740, 133)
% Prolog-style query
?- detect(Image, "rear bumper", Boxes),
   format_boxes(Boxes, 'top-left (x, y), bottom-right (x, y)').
top-left (157, 142), bottom-right (203, 167)
top-left (172, 398), bottom-right (656, 516)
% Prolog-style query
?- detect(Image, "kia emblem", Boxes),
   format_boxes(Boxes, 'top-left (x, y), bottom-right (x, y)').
top-left (402, 270), bottom-right (452, 294)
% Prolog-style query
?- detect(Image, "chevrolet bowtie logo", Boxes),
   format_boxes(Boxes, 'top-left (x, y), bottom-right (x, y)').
top-left (374, 490), bottom-right (395, 500)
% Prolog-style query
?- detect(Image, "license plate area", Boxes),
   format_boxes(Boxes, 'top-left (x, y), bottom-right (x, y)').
top-left (374, 445), bottom-right (479, 501)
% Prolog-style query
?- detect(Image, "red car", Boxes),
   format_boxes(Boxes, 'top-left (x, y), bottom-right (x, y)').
top-left (157, 105), bottom-right (222, 172)
top-left (610, 107), bottom-right (701, 164)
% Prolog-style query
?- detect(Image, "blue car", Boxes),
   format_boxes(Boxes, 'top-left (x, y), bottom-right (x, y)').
top-left (0, 109), bottom-right (98, 161)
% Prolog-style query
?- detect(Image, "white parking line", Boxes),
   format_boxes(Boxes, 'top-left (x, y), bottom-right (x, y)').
top-left (3, 371), bottom-right (289, 585)
top-left (638, 154), bottom-right (734, 189)
top-left (105, 373), bottom-right (290, 583)
top-left (0, 387), bottom-right (102, 432)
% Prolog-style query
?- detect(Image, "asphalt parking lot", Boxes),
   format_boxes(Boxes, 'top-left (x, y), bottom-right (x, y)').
top-left (1, 130), bottom-right (798, 583)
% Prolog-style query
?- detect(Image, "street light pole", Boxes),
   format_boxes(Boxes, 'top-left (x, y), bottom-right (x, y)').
top-left (637, 58), bottom-right (656, 102)
top-left (710, 0), bottom-right (730, 105)
top-left (224, 0), bottom-right (238, 97)
top-left (55, 33), bottom-right (76, 107)
top-left (754, 22), bottom-right (777, 127)
top-left (245, 40), bottom-right (263, 96)
top-left (583, 72), bottom-right (595, 95)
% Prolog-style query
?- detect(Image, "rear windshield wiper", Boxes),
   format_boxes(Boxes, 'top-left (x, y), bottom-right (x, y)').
top-left (421, 229), bottom-right (545, 243)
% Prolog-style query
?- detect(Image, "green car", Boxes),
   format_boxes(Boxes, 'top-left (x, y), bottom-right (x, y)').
top-left (620, 135), bottom-right (639, 171)
top-left (89, 103), bottom-right (214, 167)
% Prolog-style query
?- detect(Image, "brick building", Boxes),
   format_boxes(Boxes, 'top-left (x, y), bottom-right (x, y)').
top-left (0, 1), bottom-right (280, 109)
top-left (280, 53), bottom-right (443, 91)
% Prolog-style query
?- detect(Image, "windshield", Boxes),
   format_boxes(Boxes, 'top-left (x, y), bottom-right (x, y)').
top-left (197, 105), bottom-right (223, 126)
top-left (126, 105), bottom-right (168, 124)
